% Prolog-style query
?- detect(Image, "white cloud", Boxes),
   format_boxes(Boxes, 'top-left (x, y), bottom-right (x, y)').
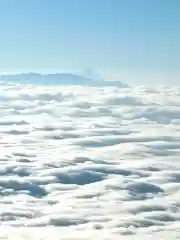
top-left (0, 82), bottom-right (180, 239)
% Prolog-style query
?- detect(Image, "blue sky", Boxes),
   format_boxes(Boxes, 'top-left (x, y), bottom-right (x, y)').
top-left (0, 0), bottom-right (179, 84)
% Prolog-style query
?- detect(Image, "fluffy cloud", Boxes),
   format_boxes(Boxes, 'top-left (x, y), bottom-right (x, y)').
top-left (0, 82), bottom-right (180, 239)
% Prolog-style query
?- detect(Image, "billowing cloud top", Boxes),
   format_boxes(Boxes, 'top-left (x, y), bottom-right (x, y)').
top-left (0, 82), bottom-right (180, 239)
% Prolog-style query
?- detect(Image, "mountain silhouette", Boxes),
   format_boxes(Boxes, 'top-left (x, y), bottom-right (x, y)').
top-left (0, 72), bottom-right (127, 87)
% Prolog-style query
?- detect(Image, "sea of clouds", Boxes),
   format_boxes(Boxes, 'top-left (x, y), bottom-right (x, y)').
top-left (0, 82), bottom-right (180, 239)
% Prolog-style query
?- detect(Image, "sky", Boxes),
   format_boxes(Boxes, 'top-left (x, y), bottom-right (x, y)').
top-left (0, 0), bottom-right (179, 85)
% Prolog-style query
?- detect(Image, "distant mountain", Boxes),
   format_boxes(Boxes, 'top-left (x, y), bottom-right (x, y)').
top-left (0, 72), bottom-right (127, 87)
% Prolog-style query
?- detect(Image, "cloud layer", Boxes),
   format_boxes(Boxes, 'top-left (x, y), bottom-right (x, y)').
top-left (0, 83), bottom-right (180, 239)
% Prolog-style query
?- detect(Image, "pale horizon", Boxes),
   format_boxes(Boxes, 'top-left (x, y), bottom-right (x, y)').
top-left (0, 0), bottom-right (179, 85)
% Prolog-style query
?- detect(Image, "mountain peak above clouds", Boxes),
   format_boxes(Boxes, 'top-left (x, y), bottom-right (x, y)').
top-left (0, 72), bottom-right (128, 87)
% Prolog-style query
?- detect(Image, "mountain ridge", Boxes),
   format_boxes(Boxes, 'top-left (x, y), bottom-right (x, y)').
top-left (0, 72), bottom-right (127, 87)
